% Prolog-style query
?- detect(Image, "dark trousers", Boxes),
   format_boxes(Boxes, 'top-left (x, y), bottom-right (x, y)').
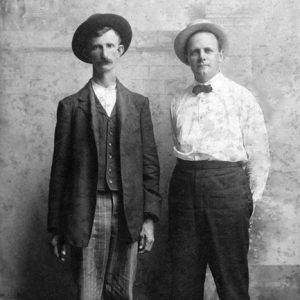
top-left (168, 160), bottom-right (253, 300)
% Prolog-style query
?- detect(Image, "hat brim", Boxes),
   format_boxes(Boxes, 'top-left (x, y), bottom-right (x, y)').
top-left (72, 13), bottom-right (132, 63)
top-left (174, 21), bottom-right (228, 65)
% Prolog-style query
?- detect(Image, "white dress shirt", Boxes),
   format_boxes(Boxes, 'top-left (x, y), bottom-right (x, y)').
top-left (92, 80), bottom-right (117, 116)
top-left (170, 72), bottom-right (270, 203)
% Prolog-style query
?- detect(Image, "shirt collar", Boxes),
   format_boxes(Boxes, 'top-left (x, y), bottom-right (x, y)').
top-left (188, 72), bottom-right (224, 96)
top-left (193, 72), bottom-right (223, 87)
top-left (91, 79), bottom-right (116, 92)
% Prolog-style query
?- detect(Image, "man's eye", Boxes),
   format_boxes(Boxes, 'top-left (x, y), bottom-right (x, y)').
top-left (188, 51), bottom-right (197, 57)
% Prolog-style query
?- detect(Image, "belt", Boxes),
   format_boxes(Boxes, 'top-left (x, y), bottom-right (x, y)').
top-left (176, 158), bottom-right (244, 170)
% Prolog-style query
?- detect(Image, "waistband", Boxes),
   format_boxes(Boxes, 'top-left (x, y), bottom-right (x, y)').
top-left (176, 158), bottom-right (244, 170)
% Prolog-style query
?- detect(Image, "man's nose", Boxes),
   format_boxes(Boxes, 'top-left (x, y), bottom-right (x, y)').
top-left (198, 50), bottom-right (206, 60)
top-left (101, 47), bottom-right (109, 59)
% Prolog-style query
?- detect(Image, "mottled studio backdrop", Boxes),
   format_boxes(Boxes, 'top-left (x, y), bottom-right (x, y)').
top-left (0, 0), bottom-right (299, 299)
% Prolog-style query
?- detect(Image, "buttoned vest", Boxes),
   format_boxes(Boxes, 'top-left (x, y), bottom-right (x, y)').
top-left (94, 96), bottom-right (122, 191)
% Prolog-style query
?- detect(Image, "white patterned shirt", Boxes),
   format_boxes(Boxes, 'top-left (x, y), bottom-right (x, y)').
top-left (92, 80), bottom-right (116, 116)
top-left (170, 72), bottom-right (270, 203)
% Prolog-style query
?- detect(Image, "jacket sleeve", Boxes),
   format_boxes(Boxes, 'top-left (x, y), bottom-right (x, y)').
top-left (140, 98), bottom-right (161, 221)
top-left (47, 100), bottom-right (73, 233)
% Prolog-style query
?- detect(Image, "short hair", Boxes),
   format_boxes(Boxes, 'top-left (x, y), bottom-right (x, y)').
top-left (185, 30), bottom-right (222, 57)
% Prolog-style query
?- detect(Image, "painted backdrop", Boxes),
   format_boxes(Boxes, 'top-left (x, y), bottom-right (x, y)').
top-left (0, 0), bottom-right (299, 299)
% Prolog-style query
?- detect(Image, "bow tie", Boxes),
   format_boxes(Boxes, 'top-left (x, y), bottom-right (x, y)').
top-left (192, 84), bottom-right (213, 95)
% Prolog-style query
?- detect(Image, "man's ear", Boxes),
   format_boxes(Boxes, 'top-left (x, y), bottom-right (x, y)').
top-left (218, 49), bottom-right (224, 63)
top-left (118, 44), bottom-right (125, 56)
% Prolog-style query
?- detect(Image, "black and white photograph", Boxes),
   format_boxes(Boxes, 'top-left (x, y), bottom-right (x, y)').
top-left (0, 0), bottom-right (299, 299)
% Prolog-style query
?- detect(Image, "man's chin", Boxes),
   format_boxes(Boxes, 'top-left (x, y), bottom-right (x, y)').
top-left (194, 69), bottom-right (208, 77)
top-left (193, 70), bottom-right (213, 83)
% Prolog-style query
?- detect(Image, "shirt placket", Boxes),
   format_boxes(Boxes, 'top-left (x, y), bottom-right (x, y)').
top-left (197, 94), bottom-right (206, 123)
top-left (104, 90), bottom-right (109, 114)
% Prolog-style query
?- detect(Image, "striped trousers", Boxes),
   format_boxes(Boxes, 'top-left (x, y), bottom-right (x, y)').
top-left (70, 192), bottom-right (138, 300)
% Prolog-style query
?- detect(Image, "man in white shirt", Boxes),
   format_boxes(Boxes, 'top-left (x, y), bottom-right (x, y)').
top-left (47, 14), bottom-right (161, 300)
top-left (169, 19), bottom-right (270, 300)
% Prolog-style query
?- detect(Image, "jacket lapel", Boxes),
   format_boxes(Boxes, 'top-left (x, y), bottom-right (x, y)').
top-left (116, 80), bottom-right (130, 140)
top-left (77, 79), bottom-right (131, 157)
top-left (90, 85), bottom-right (101, 157)
top-left (77, 82), bottom-right (91, 116)
top-left (78, 81), bottom-right (101, 157)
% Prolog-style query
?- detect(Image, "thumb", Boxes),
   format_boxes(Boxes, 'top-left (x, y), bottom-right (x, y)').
top-left (138, 235), bottom-right (145, 251)
top-left (52, 241), bottom-right (60, 258)
top-left (61, 243), bottom-right (67, 256)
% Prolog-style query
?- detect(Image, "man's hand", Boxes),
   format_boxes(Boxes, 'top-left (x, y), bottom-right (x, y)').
top-left (138, 219), bottom-right (155, 253)
top-left (49, 234), bottom-right (67, 262)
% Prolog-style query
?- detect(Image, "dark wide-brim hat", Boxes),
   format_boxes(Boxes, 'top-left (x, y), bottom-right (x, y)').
top-left (174, 19), bottom-right (228, 65)
top-left (72, 13), bottom-right (132, 63)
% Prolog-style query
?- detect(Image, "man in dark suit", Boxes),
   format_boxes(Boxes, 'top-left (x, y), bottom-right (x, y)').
top-left (47, 13), bottom-right (161, 300)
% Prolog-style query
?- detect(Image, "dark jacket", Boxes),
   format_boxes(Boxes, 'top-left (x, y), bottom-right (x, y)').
top-left (47, 80), bottom-right (161, 247)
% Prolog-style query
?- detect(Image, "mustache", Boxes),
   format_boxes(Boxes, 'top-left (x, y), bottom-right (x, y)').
top-left (98, 57), bottom-right (113, 64)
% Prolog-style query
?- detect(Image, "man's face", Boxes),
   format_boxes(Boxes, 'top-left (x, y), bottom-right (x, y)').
top-left (87, 29), bottom-right (124, 73)
top-left (186, 31), bottom-right (223, 83)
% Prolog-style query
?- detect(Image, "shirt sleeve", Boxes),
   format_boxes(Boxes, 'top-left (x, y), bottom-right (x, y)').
top-left (241, 91), bottom-right (270, 203)
top-left (170, 97), bottom-right (182, 150)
